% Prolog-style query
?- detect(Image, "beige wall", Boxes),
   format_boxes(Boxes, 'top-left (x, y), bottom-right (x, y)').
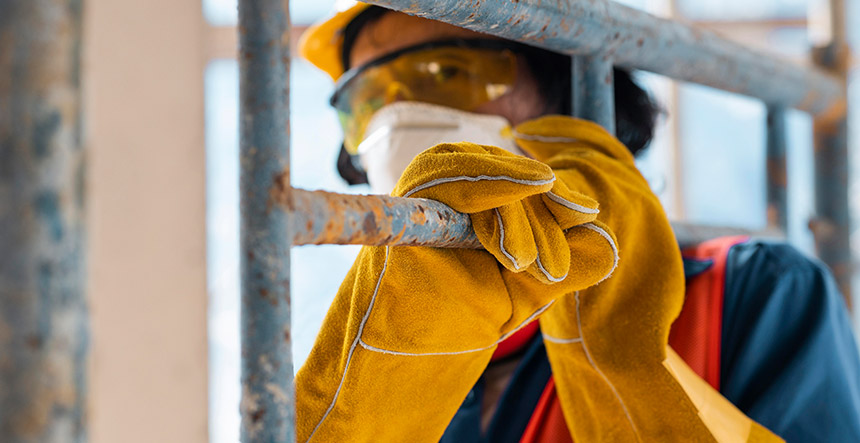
top-left (85, 0), bottom-right (208, 442)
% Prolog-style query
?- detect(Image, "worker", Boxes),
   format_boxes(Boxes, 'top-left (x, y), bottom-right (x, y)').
top-left (295, 3), bottom-right (860, 442)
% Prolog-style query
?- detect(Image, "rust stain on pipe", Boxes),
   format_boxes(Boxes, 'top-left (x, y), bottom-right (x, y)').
top-left (281, 187), bottom-right (481, 249)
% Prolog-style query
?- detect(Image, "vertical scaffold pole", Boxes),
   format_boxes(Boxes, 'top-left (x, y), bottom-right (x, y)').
top-left (238, 0), bottom-right (294, 441)
top-left (0, 0), bottom-right (88, 442)
top-left (572, 55), bottom-right (616, 135)
top-left (811, 0), bottom-right (852, 305)
top-left (766, 106), bottom-right (789, 233)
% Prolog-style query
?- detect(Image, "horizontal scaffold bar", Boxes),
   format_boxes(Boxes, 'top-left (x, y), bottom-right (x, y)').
top-left (364, 0), bottom-right (844, 116)
top-left (282, 188), bottom-right (782, 249)
top-left (285, 188), bottom-right (482, 248)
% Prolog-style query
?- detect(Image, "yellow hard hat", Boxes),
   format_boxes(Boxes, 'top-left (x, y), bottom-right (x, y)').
top-left (298, 1), bottom-right (372, 81)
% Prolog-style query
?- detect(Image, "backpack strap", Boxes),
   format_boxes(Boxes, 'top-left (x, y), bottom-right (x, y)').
top-left (669, 235), bottom-right (749, 390)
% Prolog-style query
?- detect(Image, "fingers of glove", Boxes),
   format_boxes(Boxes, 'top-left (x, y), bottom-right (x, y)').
top-left (541, 179), bottom-right (600, 230)
top-left (513, 115), bottom-right (633, 164)
top-left (360, 247), bottom-right (515, 354)
top-left (501, 219), bottom-right (619, 300)
top-left (497, 220), bottom-right (619, 334)
top-left (565, 220), bottom-right (620, 287)
top-left (520, 197), bottom-right (570, 284)
top-left (471, 204), bottom-right (536, 273)
top-left (393, 142), bottom-right (555, 213)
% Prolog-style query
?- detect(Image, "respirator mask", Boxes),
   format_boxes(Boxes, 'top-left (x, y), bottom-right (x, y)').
top-left (356, 102), bottom-right (520, 194)
top-left (331, 39), bottom-right (525, 194)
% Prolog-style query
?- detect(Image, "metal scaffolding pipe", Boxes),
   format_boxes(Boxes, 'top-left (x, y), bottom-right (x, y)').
top-left (238, 0), bottom-right (294, 441)
top-left (285, 188), bottom-right (482, 249)
top-left (0, 0), bottom-right (88, 441)
top-left (572, 54), bottom-right (616, 134)
top-left (813, 113), bottom-right (854, 303)
top-left (284, 190), bottom-right (781, 249)
top-left (365, 0), bottom-right (843, 116)
top-left (766, 106), bottom-right (789, 233)
top-left (669, 223), bottom-right (784, 248)
top-left (811, 0), bottom-right (852, 303)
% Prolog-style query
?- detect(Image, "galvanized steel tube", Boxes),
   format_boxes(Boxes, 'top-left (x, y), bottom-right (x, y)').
top-left (572, 55), bottom-right (616, 134)
top-left (811, 0), bottom-right (852, 303)
top-left (238, 0), bottom-right (294, 441)
top-left (0, 0), bottom-right (88, 441)
top-left (285, 188), bottom-right (481, 248)
top-left (365, 0), bottom-right (843, 116)
top-left (812, 111), bottom-right (851, 302)
top-left (766, 107), bottom-right (789, 233)
top-left (670, 223), bottom-right (784, 249)
top-left (283, 190), bottom-right (779, 250)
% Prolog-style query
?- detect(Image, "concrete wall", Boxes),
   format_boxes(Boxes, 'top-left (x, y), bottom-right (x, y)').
top-left (84, 0), bottom-right (209, 441)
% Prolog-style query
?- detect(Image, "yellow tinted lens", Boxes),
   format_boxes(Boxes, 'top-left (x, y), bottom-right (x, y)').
top-left (334, 46), bottom-right (517, 154)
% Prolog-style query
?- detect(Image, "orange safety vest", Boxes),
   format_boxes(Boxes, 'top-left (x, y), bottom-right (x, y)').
top-left (520, 236), bottom-right (749, 443)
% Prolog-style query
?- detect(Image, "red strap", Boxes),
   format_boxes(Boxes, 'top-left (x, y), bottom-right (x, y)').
top-left (520, 376), bottom-right (573, 443)
top-left (492, 321), bottom-right (540, 362)
top-left (669, 235), bottom-right (749, 390)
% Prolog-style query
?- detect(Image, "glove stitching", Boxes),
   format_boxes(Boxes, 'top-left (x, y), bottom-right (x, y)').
top-left (536, 253), bottom-right (568, 282)
top-left (358, 301), bottom-right (556, 356)
top-left (496, 208), bottom-right (573, 283)
top-left (546, 190), bottom-right (600, 214)
top-left (581, 223), bottom-right (620, 284)
top-left (494, 208), bottom-right (521, 270)
top-left (574, 291), bottom-right (641, 439)
top-left (309, 177), bottom-right (616, 440)
top-left (306, 244), bottom-right (555, 440)
top-left (308, 225), bottom-right (616, 441)
top-left (512, 131), bottom-right (582, 144)
top-left (401, 173), bottom-right (603, 284)
top-left (542, 334), bottom-right (583, 344)
top-left (305, 247), bottom-right (392, 443)
top-left (494, 300), bottom-right (555, 342)
top-left (401, 174), bottom-right (556, 198)
top-left (537, 189), bottom-right (601, 283)
top-left (529, 221), bottom-right (619, 286)
top-left (358, 338), bottom-right (498, 356)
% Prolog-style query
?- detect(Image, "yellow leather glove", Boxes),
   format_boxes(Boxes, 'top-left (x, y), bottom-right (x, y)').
top-left (513, 116), bottom-right (782, 443)
top-left (394, 142), bottom-right (618, 288)
top-left (297, 142), bottom-right (619, 443)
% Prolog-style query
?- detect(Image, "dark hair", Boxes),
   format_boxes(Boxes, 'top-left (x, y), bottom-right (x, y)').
top-left (337, 6), bottom-right (660, 185)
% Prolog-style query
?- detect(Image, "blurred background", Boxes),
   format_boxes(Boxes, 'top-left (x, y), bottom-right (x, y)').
top-left (72, 0), bottom-right (858, 442)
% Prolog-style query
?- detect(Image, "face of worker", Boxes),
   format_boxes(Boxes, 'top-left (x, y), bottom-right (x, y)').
top-left (349, 12), bottom-right (548, 126)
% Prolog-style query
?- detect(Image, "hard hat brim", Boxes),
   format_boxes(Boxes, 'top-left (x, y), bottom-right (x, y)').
top-left (298, 2), bottom-right (371, 81)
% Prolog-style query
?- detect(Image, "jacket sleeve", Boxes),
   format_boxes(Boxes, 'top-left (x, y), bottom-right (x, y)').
top-left (721, 241), bottom-right (860, 442)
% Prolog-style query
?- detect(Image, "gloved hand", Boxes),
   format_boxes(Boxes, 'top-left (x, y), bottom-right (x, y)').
top-left (297, 141), bottom-right (619, 442)
top-left (512, 116), bottom-right (781, 443)
top-left (395, 142), bottom-right (618, 287)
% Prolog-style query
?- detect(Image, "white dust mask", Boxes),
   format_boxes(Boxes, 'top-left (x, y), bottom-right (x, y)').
top-left (357, 102), bottom-right (521, 195)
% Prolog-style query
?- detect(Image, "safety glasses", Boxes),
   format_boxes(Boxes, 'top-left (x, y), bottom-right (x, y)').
top-left (331, 39), bottom-right (519, 154)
